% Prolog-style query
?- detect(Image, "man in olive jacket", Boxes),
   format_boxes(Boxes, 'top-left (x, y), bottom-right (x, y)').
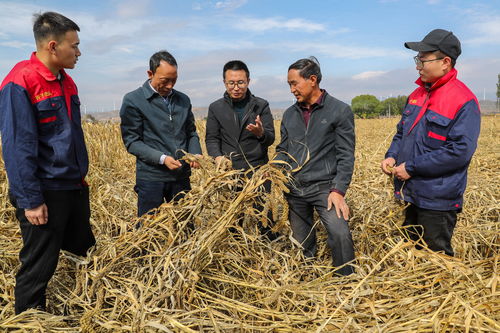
top-left (205, 60), bottom-right (276, 237)
top-left (120, 50), bottom-right (201, 217)
top-left (276, 57), bottom-right (355, 275)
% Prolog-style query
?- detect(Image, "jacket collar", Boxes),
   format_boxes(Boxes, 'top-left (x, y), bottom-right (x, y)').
top-left (30, 52), bottom-right (66, 82)
top-left (415, 68), bottom-right (457, 91)
top-left (223, 89), bottom-right (254, 107)
top-left (142, 80), bottom-right (176, 100)
top-left (293, 89), bottom-right (329, 111)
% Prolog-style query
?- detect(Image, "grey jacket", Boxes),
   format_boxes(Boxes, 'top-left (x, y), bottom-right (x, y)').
top-left (205, 91), bottom-right (275, 170)
top-left (120, 81), bottom-right (202, 181)
top-left (276, 91), bottom-right (355, 195)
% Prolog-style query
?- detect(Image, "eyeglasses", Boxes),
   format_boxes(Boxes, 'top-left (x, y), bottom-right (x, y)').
top-left (414, 56), bottom-right (444, 68)
top-left (225, 80), bottom-right (248, 88)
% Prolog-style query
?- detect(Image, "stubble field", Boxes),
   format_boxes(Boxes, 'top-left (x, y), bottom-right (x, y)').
top-left (0, 116), bottom-right (498, 332)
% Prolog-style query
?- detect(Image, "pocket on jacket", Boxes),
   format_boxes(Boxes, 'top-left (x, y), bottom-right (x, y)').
top-left (37, 98), bottom-right (61, 136)
top-left (71, 95), bottom-right (82, 124)
top-left (423, 110), bottom-right (451, 149)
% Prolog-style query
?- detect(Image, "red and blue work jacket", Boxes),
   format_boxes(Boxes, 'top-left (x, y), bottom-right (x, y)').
top-left (0, 53), bottom-right (89, 209)
top-left (385, 68), bottom-right (481, 211)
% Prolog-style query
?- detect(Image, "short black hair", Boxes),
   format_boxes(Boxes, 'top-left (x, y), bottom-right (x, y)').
top-left (223, 60), bottom-right (250, 79)
top-left (288, 56), bottom-right (322, 83)
top-left (149, 50), bottom-right (178, 73)
top-left (33, 12), bottom-right (80, 43)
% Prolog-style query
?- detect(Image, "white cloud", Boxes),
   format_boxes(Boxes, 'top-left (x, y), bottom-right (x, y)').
top-left (214, 0), bottom-right (248, 10)
top-left (427, 0), bottom-right (441, 4)
top-left (0, 41), bottom-right (33, 49)
top-left (238, 17), bottom-right (326, 33)
top-left (284, 42), bottom-right (408, 59)
top-left (352, 71), bottom-right (387, 80)
top-left (465, 15), bottom-right (500, 45)
top-left (116, 0), bottom-right (151, 18)
top-left (0, 2), bottom-right (39, 37)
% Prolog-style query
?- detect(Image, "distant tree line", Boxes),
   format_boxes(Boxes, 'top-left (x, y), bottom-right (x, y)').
top-left (350, 95), bottom-right (408, 118)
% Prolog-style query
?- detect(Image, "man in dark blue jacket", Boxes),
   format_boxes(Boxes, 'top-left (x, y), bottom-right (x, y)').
top-left (0, 12), bottom-right (95, 314)
top-left (120, 50), bottom-right (202, 217)
top-left (276, 57), bottom-right (356, 275)
top-left (381, 29), bottom-right (481, 256)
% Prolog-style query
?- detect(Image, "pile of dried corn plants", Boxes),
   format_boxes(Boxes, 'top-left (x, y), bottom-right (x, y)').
top-left (0, 118), bottom-right (498, 332)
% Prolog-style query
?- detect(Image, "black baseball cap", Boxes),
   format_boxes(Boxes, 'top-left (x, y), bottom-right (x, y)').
top-left (405, 29), bottom-right (461, 60)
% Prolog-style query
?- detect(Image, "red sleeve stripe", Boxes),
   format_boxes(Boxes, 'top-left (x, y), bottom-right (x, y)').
top-left (39, 116), bottom-right (57, 124)
top-left (428, 131), bottom-right (446, 141)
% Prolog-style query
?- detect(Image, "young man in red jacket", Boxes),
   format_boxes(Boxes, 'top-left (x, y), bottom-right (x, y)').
top-left (381, 29), bottom-right (481, 256)
top-left (0, 12), bottom-right (95, 313)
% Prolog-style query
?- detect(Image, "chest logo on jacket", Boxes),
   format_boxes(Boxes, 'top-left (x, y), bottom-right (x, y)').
top-left (35, 91), bottom-right (53, 101)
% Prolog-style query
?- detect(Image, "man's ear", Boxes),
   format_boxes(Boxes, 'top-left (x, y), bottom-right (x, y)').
top-left (309, 75), bottom-right (318, 87)
top-left (47, 40), bottom-right (57, 54)
top-left (442, 56), bottom-right (452, 69)
top-left (147, 70), bottom-right (154, 80)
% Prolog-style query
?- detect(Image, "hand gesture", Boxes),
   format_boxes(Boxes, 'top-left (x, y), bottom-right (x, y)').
top-left (393, 162), bottom-right (411, 181)
top-left (164, 156), bottom-right (182, 170)
top-left (381, 157), bottom-right (396, 175)
top-left (25, 204), bottom-right (48, 225)
top-left (327, 192), bottom-right (350, 221)
top-left (190, 154), bottom-right (202, 169)
top-left (246, 115), bottom-right (264, 138)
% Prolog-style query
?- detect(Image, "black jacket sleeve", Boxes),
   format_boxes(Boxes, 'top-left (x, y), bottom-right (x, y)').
top-left (205, 105), bottom-right (223, 158)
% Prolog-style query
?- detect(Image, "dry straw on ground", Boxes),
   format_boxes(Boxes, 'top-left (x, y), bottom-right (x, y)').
top-left (0, 117), bottom-right (498, 332)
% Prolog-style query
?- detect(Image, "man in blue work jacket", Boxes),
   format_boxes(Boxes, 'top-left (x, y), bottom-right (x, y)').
top-left (381, 29), bottom-right (481, 256)
top-left (0, 12), bottom-right (95, 314)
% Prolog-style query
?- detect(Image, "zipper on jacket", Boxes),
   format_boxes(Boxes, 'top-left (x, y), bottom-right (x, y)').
top-left (166, 96), bottom-right (173, 121)
top-left (240, 101), bottom-right (256, 127)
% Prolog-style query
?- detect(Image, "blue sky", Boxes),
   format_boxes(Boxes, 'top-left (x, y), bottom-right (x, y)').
top-left (0, 0), bottom-right (499, 112)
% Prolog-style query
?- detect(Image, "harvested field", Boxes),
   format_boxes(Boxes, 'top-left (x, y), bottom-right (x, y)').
top-left (0, 116), bottom-right (499, 332)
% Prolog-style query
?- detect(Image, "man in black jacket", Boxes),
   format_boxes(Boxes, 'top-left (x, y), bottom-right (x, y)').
top-left (206, 60), bottom-right (275, 170)
top-left (205, 60), bottom-right (276, 237)
top-left (120, 50), bottom-right (202, 217)
top-left (276, 57), bottom-right (355, 275)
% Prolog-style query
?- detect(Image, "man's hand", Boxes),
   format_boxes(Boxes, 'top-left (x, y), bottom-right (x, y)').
top-left (246, 115), bottom-right (264, 138)
top-left (393, 162), bottom-right (411, 181)
top-left (25, 204), bottom-right (48, 225)
top-left (215, 155), bottom-right (230, 170)
top-left (164, 156), bottom-right (182, 170)
top-left (327, 191), bottom-right (350, 221)
top-left (189, 154), bottom-right (202, 169)
top-left (381, 157), bottom-right (396, 175)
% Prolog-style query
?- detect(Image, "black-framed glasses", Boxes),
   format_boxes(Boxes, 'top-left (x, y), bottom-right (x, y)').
top-left (225, 80), bottom-right (248, 88)
top-left (414, 56), bottom-right (444, 68)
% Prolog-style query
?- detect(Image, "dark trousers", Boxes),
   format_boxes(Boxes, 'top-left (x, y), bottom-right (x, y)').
top-left (286, 187), bottom-right (355, 276)
top-left (11, 188), bottom-right (95, 314)
top-left (242, 179), bottom-right (278, 239)
top-left (134, 178), bottom-right (191, 217)
top-left (402, 204), bottom-right (457, 256)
